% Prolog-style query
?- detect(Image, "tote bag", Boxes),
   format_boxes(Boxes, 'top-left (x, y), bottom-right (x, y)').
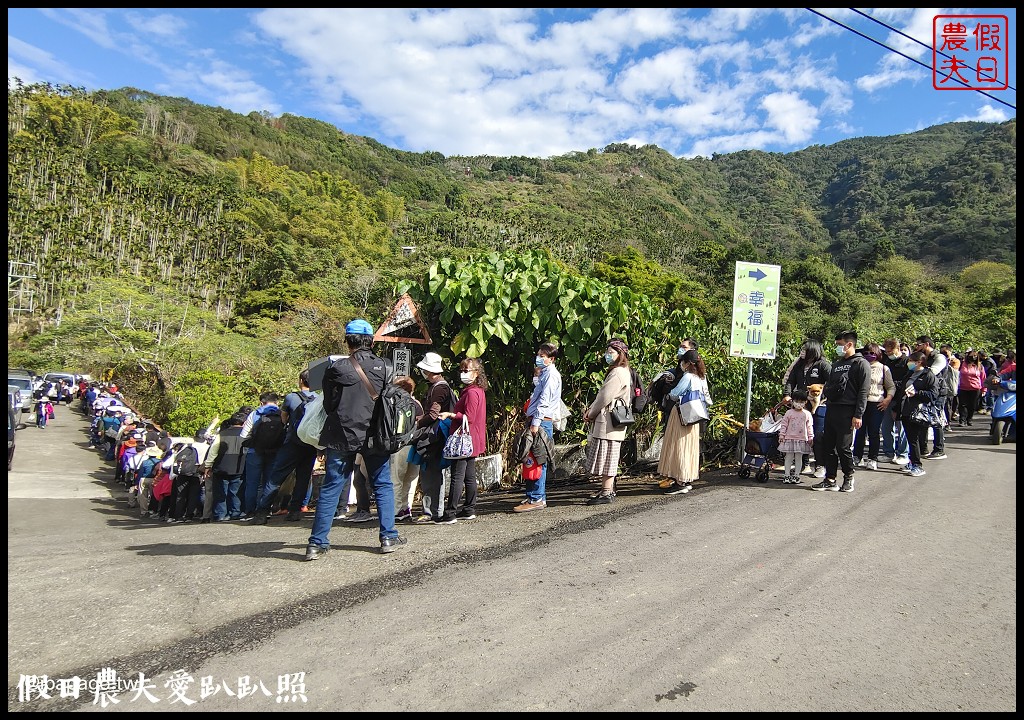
top-left (678, 389), bottom-right (709, 426)
top-left (295, 392), bottom-right (327, 449)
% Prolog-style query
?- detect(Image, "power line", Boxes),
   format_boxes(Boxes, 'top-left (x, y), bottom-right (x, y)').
top-left (849, 7), bottom-right (1015, 92)
top-left (805, 8), bottom-right (1015, 111)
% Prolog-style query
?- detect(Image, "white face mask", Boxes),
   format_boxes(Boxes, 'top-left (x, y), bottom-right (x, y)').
top-left (459, 372), bottom-right (473, 385)
top-left (792, 402), bottom-right (806, 410)
top-left (532, 376), bottom-right (540, 387)
top-left (835, 344), bottom-right (847, 357)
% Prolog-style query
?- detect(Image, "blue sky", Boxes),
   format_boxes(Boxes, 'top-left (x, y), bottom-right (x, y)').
top-left (7, 8), bottom-right (1017, 159)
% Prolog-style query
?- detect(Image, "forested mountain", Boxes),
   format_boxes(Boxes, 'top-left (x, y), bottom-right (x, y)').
top-left (6, 81), bottom-right (1016, 445)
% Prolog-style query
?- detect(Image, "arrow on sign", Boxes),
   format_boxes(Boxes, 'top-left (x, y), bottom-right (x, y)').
top-left (748, 268), bottom-right (767, 281)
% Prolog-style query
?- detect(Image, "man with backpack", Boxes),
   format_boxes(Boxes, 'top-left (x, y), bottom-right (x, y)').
top-left (916, 336), bottom-right (949, 460)
top-left (306, 319), bottom-right (407, 559)
top-left (239, 392), bottom-right (286, 518)
top-left (250, 371), bottom-right (319, 524)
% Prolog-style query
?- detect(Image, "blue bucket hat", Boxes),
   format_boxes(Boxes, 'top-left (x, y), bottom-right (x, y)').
top-left (345, 318), bottom-right (374, 336)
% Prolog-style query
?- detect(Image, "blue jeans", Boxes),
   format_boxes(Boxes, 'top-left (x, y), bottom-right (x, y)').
top-left (309, 451), bottom-right (396, 549)
top-left (254, 441), bottom-right (318, 515)
top-left (242, 448), bottom-right (279, 514)
top-left (525, 420), bottom-right (553, 502)
top-left (880, 409), bottom-right (909, 460)
top-left (213, 473), bottom-right (242, 519)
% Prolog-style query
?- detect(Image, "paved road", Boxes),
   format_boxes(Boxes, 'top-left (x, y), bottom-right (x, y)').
top-left (7, 408), bottom-right (1016, 711)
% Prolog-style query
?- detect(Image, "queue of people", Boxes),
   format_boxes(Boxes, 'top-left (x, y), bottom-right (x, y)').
top-left (775, 333), bottom-right (1015, 490)
top-left (74, 318), bottom-right (1012, 561)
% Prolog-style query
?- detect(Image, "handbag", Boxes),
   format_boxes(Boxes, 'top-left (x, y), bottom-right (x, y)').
top-left (910, 400), bottom-right (945, 427)
top-left (295, 392), bottom-right (326, 449)
top-left (678, 389), bottom-right (709, 426)
top-left (442, 417), bottom-right (475, 459)
top-left (610, 397), bottom-right (635, 427)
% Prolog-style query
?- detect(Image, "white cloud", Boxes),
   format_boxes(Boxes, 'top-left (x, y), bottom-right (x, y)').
top-left (8, 35), bottom-right (91, 87)
top-left (954, 104), bottom-right (1010, 123)
top-left (761, 92), bottom-right (819, 144)
top-left (125, 12), bottom-right (188, 39)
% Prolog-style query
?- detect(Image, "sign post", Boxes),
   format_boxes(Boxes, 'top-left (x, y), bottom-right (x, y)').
top-left (729, 262), bottom-right (782, 461)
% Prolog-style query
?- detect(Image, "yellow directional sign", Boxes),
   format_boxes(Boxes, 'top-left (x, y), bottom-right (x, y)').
top-left (729, 262), bottom-right (781, 359)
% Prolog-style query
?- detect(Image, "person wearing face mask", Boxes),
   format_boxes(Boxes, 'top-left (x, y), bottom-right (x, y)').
top-left (777, 388), bottom-right (814, 484)
top-left (581, 340), bottom-right (633, 505)
top-left (878, 338), bottom-right (911, 466)
top-left (914, 336), bottom-right (949, 460)
top-left (658, 349), bottom-right (709, 495)
top-left (436, 358), bottom-right (488, 523)
top-left (413, 352), bottom-right (455, 523)
top-left (897, 351), bottom-right (940, 477)
top-left (852, 343), bottom-right (895, 471)
top-left (811, 331), bottom-right (870, 493)
top-left (515, 343), bottom-right (563, 512)
top-left (781, 339), bottom-right (831, 475)
top-left (651, 338), bottom-right (701, 428)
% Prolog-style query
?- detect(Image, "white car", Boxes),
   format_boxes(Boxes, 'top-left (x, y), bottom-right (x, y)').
top-left (7, 373), bottom-right (34, 417)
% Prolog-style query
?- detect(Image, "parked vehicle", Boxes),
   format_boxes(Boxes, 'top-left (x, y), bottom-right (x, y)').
top-left (8, 385), bottom-right (25, 427)
top-left (7, 372), bottom-right (34, 418)
top-left (8, 406), bottom-right (18, 471)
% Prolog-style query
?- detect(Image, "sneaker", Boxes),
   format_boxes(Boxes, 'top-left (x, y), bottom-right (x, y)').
top-left (865, 459), bottom-right (877, 471)
top-left (856, 457), bottom-right (867, 467)
top-left (379, 536), bottom-right (408, 554)
top-left (902, 463), bottom-right (917, 474)
top-left (662, 482), bottom-right (689, 495)
top-left (789, 475), bottom-right (802, 485)
top-left (394, 509), bottom-right (413, 523)
top-left (908, 466), bottom-right (926, 477)
top-left (434, 517), bottom-right (458, 525)
top-left (813, 467), bottom-right (826, 479)
top-left (342, 510), bottom-right (374, 523)
top-left (285, 511), bottom-right (303, 522)
top-left (456, 510), bottom-right (477, 520)
top-left (839, 477), bottom-right (855, 493)
top-left (924, 451), bottom-right (947, 460)
top-left (893, 456), bottom-right (910, 466)
top-left (248, 514), bottom-right (269, 525)
top-left (781, 475), bottom-right (792, 484)
top-left (878, 455), bottom-right (894, 464)
top-left (513, 499), bottom-right (547, 512)
top-left (413, 515), bottom-right (435, 524)
top-left (811, 479), bottom-right (838, 491)
top-left (800, 465), bottom-right (813, 476)
top-left (586, 492), bottom-right (615, 505)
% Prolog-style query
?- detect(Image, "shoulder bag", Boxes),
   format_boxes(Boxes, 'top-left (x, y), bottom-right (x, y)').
top-left (678, 389), bottom-right (709, 426)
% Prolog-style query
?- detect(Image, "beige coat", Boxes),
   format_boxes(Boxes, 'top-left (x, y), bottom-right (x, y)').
top-left (586, 366), bottom-right (632, 441)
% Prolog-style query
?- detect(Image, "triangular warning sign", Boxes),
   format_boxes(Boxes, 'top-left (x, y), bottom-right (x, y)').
top-left (374, 293), bottom-right (433, 345)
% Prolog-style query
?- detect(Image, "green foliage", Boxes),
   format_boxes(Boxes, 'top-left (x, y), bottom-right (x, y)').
top-left (165, 369), bottom-right (253, 438)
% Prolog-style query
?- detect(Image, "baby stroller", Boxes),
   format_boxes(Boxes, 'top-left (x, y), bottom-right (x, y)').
top-left (739, 402), bottom-right (787, 483)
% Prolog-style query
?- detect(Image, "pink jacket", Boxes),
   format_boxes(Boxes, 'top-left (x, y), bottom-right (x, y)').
top-left (958, 364), bottom-right (987, 391)
top-left (779, 408), bottom-right (814, 443)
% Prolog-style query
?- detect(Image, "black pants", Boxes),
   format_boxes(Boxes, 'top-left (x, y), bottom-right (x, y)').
top-left (823, 405), bottom-right (856, 481)
top-left (905, 419), bottom-right (929, 466)
top-left (442, 457), bottom-right (477, 521)
top-left (173, 475), bottom-right (202, 520)
top-left (958, 389), bottom-right (981, 424)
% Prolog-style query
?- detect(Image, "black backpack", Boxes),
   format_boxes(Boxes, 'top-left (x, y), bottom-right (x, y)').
top-left (629, 367), bottom-right (650, 413)
top-left (350, 357), bottom-right (418, 455)
top-left (288, 391), bottom-right (316, 442)
top-left (246, 409), bottom-right (287, 451)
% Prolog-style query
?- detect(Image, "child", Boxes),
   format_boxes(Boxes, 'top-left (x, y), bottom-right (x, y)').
top-left (778, 389), bottom-right (814, 484)
top-left (36, 397), bottom-right (49, 429)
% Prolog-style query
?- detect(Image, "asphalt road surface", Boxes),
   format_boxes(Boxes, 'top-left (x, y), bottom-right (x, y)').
top-left (7, 407), bottom-right (1016, 712)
